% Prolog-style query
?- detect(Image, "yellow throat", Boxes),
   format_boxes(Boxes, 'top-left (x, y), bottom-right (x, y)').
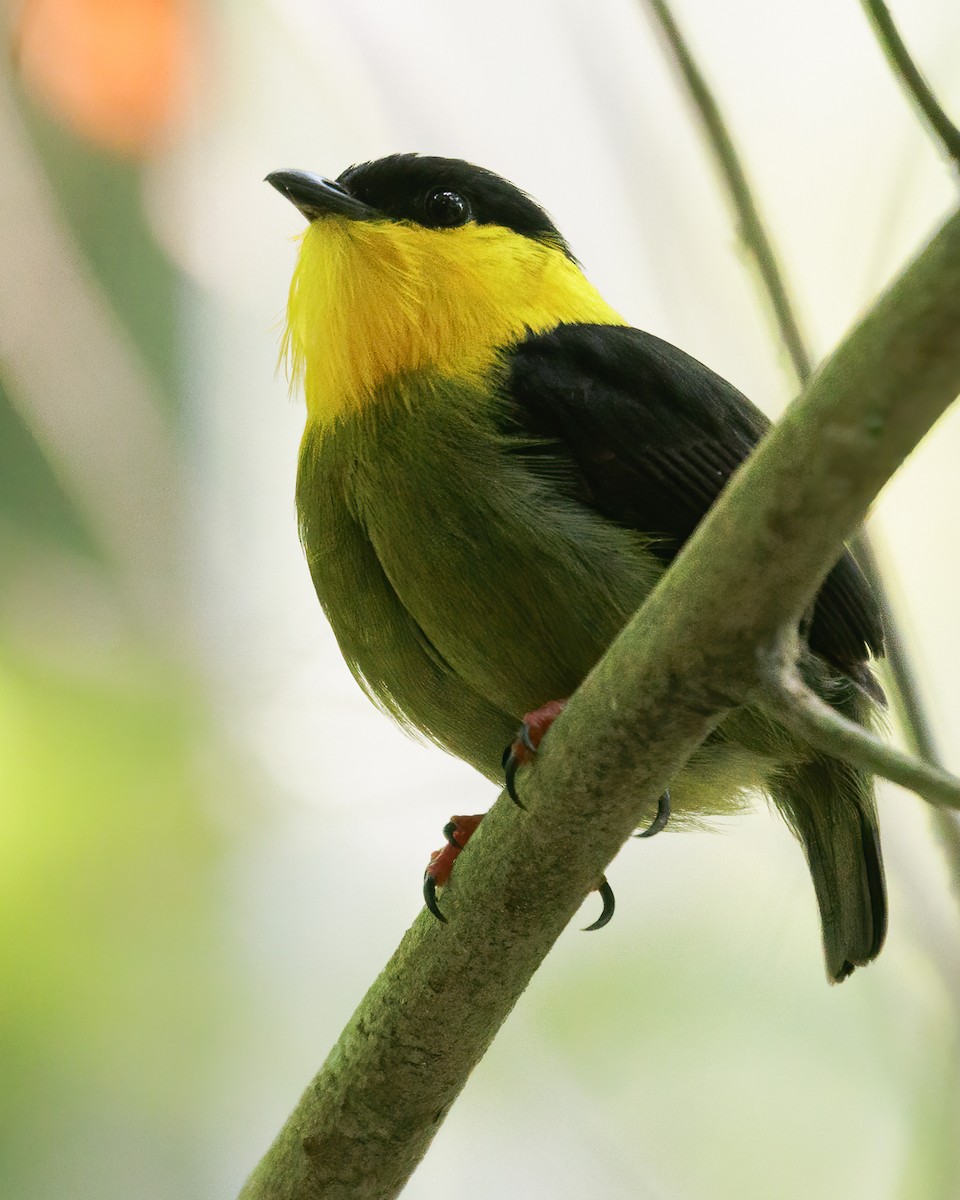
top-left (282, 215), bottom-right (625, 427)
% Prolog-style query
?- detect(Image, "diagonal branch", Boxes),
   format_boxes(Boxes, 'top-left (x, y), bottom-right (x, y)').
top-left (640, 0), bottom-right (960, 890)
top-left (762, 675), bottom-right (960, 808)
top-left (238, 206), bottom-right (960, 1200)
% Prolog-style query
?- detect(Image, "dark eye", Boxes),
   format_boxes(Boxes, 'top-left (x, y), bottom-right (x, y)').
top-left (424, 188), bottom-right (471, 227)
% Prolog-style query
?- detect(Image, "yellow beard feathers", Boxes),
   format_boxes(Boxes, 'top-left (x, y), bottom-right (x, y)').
top-left (282, 215), bottom-right (625, 427)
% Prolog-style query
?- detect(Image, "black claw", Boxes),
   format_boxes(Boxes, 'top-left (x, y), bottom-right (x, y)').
top-left (634, 790), bottom-right (671, 839)
top-left (423, 874), bottom-right (447, 923)
top-left (502, 748), bottom-right (526, 809)
top-left (583, 877), bottom-right (616, 931)
top-left (443, 820), bottom-right (463, 849)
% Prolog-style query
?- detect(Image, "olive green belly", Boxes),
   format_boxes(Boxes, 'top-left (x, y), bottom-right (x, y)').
top-left (296, 373), bottom-right (782, 813)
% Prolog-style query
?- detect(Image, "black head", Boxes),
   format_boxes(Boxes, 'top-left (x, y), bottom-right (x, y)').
top-left (268, 154), bottom-right (573, 259)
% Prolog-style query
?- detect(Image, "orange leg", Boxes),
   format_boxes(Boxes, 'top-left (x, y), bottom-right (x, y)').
top-left (502, 699), bottom-right (568, 806)
top-left (423, 814), bottom-right (484, 922)
top-left (421, 698), bottom-right (670, 928)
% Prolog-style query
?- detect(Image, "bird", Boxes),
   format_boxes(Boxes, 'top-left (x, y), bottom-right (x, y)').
top-left (267, 153), bottom-right (887, 983)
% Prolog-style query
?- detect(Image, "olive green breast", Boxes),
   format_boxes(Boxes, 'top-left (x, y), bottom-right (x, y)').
top-left (295, 369), bottom-right (664, 779)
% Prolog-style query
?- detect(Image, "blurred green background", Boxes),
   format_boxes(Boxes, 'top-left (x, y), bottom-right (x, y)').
top-left (2, 1), bottom-right (960, 1196)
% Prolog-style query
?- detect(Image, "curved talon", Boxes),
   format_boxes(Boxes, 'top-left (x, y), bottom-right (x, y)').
top-left (634, 790), bottom-right (671, 839)
top-left (502, 748), bottom-right (525, 808)
top-left (423, 873), bottom-right (447, 923)
top-left (583, 877), bottom-right (616, 931)
top-left (423, 814), bottom-right (484, 921)
top-left (501, 702), bottom-right (567, 809)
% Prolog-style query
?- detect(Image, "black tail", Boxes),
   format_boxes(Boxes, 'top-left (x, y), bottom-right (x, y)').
top-left (773, 692), bottom-right (887, 982)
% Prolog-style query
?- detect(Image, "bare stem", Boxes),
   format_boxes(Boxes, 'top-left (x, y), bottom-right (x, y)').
top-left (763, 676), bottom-right (960, 809)
top-left (853, 535), bottom-right (960, 897)
top-left (640, 0), bottom-right (812, 383)
top-left (860, 0), bottom-right (960, 168)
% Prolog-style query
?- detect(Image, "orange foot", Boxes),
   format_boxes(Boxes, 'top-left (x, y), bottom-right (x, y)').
top-left (423, 814), bottom-right (484, 923)
top-left (503, 699), bottom-right (672, 839)
top-left (502, 699), bottom-right (568, 807)
top-left (493, 697), bottom-right (674, 932)
top-left (421, 805), bottom-right (615, 932)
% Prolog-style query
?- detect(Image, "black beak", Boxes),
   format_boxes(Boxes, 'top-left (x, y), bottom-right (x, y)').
top-left (265, 170), bottom-right (378, 222)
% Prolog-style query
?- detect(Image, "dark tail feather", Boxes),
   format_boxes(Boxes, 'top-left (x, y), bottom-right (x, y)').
top-left (774, 743), bottom-right (887, 983)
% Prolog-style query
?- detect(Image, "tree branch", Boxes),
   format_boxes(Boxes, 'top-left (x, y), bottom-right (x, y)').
top-left (239, 206), bottom-right (960, 1200)
top-left (641, 0), bottom-right (943, 672)
top-left (762, 674), bottom-right (960, 808)
top-left (855, 0), bottom-right (960, 896)
top-left (848, 535), bottom-right (960, 898)
top-left (641, 0), bottom-right (960, 897)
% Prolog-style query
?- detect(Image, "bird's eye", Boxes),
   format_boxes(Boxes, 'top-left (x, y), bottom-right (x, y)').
top-left (424, 189), bottom-right (471, 227)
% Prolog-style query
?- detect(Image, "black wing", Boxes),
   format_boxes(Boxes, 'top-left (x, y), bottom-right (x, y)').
top-left (504, 323), bottom-right (883, 684)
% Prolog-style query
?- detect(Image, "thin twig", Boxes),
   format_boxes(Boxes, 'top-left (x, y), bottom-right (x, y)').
top-left (640, 0), bottom-right (960, 883)
top-left (763, 677), bottom-right (960, 810)
top-left (853, 0), bottom-right (960, 890)
top-left (853, 535), bottom-right (960, 895)
top-left (860, 0), bottom-right (960, 168)
top-left (853, 0), bottom-right (960, 887)
top-left (641, 0), bottom-right (812, 384)
top-left (851, 533), bottom-right (943, 763)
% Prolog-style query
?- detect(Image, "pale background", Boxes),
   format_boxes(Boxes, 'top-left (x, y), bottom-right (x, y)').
top-left (2, 0), bottom-right (960, 1196)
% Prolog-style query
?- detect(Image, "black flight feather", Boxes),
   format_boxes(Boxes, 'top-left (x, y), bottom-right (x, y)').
top-left (503, 323), bottom-right (884, 691)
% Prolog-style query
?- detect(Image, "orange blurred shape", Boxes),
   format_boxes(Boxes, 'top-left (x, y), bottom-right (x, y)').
top-left (14, 0), bottom-right (191, 157)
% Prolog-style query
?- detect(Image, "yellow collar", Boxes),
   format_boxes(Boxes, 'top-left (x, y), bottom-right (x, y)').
top-left (282, 215), bottom-right (624, 427)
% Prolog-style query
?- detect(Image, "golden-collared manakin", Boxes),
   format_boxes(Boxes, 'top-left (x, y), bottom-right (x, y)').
top-left (267, 153), bottom-right (886, 982)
